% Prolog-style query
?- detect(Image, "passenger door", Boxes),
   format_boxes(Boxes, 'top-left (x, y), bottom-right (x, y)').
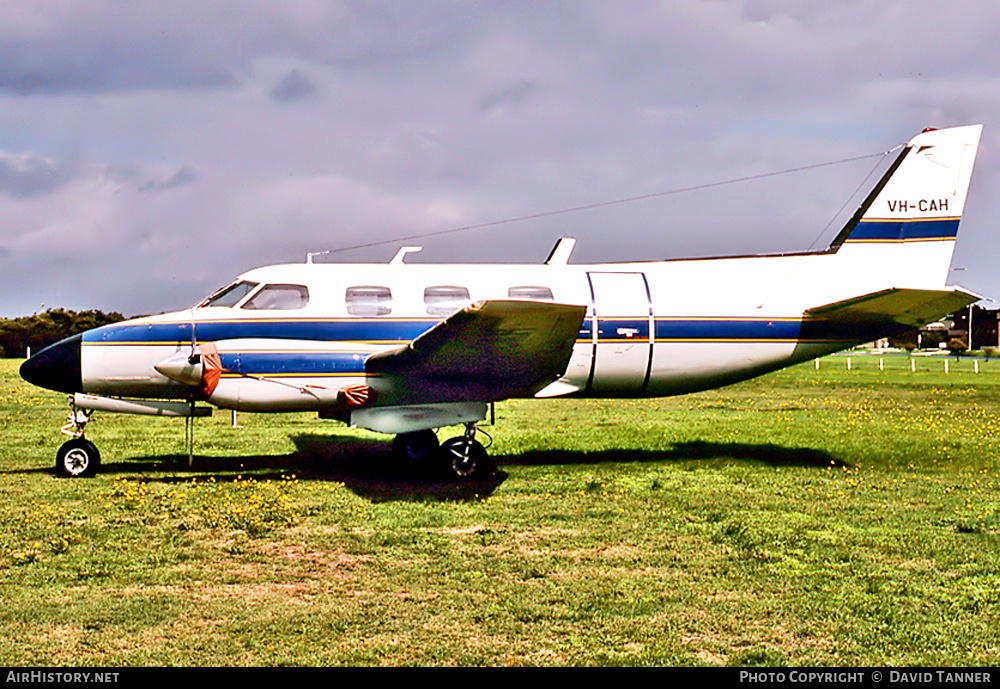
top-left (587, 272), bottom-right (653, 393)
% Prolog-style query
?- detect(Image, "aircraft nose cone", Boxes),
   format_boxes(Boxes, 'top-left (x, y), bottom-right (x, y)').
top-left (19, 333), bottom-right (83, 394)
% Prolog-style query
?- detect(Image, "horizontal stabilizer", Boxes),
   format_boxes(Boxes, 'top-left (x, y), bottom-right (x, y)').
top-left (366, 300), bottom-right (587, 405)
top-left (806, 287), bottom-right (980, 330)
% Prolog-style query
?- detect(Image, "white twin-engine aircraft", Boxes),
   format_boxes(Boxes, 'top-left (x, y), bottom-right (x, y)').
top-left (21, 125), bottom-right (984, 480)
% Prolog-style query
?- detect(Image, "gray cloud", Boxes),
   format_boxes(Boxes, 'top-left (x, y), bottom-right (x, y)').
top-left (270, 69), bottom-right (317, 103)
top-left (0, 153), bottom-right (71, 198)
top-left (478, 81), bottom-right (537, 116)
top-left (137, 167), bottom-right (198, 193)
top-left (0, 6), bottom-right (238, 94)
top-left (0, 2), bottom-right (470, 96)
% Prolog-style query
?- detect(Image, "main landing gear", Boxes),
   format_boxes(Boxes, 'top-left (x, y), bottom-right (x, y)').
top-left (392, 423), bottom-right (495, 481)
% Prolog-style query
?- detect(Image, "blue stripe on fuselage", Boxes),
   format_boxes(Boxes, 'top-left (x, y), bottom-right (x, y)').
top-left (655, 318), bottom-right (804, 342)
top-left (219, 350), bottom-right (368, 377)
top-left (82, 318), bottom-right (438, 346)
top-left (590, 318), bottom-right (863, 344)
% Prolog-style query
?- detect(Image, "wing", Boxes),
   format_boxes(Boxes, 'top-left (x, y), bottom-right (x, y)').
top-left (365, 300), bottom-right (587, 405)
top-left (804, 287), bottom-right (980, 341)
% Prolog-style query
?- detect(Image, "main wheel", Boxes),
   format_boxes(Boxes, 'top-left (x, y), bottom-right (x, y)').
top-left (55, 438), bottom-right (101, 478)
top-left (440, 436), bottom-right (494, 481)
top-left (392, 430), bottom-right (440, 464)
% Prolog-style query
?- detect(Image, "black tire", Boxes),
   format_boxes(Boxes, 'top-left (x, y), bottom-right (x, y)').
top-left (439, 436), bottom-right (494, 481)
top-left (55, 438), bottom-right (101, 478)
top-left (392, 430), bottom-right (440, 465)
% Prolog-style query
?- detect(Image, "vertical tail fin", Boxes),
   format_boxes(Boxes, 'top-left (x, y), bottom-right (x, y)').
top-left (828, 124), bottom-right (982, 288)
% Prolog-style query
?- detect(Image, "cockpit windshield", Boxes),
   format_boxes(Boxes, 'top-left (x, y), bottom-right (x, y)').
top-left (197, 281), bottom-right (259, 308)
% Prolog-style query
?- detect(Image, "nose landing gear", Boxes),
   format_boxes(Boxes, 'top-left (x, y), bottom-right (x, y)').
top-left (55, 402), bottom-right (100, 478)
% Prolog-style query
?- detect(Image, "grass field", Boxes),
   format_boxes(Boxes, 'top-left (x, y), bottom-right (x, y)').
top-left (1, 353), bottom-right (998, 667)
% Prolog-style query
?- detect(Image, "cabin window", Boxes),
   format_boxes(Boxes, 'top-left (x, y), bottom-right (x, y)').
top-left (508, 286), bottom-right (554, 301)
top-left (346, 286), bottom-right (392, 317)
top-left (424, 286), bottom-right (471, 317)
top-left (242, 284), bottom-right (310, 311)
top-left (199, 281), bottom-right (259, 308)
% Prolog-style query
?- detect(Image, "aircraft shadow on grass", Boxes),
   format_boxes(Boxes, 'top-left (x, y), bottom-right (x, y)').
top-left (501, 440), bottom-right (846, 470)
top-left (112, 434), bottom-right (504, 502)
top-left (78, 435), bottom-right (846, 502)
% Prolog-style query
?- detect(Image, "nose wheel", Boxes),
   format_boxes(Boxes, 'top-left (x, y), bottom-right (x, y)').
top-left (56, 437), bottom-right (101, 478)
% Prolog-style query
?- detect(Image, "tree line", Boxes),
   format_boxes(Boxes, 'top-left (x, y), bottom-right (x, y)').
top-left (0, 309), bottom-right (125, 358)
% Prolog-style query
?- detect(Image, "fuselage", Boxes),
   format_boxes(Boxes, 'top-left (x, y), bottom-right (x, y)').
top-left (69, 240), bottom-right (923, 413)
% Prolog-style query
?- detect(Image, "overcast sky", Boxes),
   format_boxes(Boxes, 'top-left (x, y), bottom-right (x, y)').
top-left (2, 1), bottom-right (999, 317)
